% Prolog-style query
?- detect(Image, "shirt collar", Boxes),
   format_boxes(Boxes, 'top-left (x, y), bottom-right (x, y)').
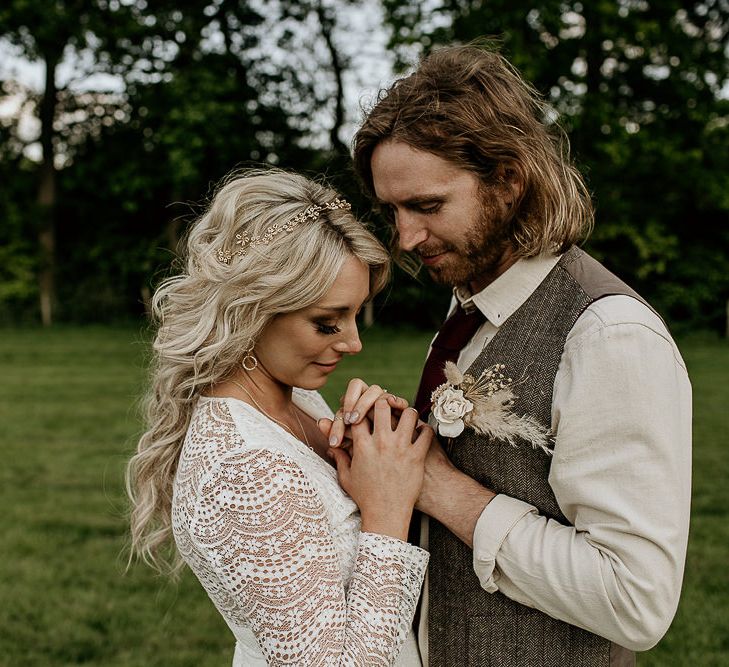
top-left (454, 253), bottom-right (561, 326)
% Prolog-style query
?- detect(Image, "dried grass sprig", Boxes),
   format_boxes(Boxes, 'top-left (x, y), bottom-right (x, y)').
top-left (430, 362), bottom-right (553, 454)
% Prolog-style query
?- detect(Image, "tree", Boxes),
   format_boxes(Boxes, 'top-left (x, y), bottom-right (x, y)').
top-left (1, 0), bottom-right (394, 324)
top-left (381, 0), bottom-right (729, 331)
top-left (0, 95), bottom-right (36, 323)
top-left (0, 0), bottom-right (168, 324)
top-left (48, 0), bottom-right (318, 321)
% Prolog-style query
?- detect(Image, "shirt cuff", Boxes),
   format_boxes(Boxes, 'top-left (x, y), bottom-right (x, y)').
top-left (472, 494), bottom-right (537, 592)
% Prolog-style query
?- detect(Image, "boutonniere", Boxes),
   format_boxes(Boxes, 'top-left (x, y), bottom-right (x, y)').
top-left (430, 361), bottom-right (553, 454)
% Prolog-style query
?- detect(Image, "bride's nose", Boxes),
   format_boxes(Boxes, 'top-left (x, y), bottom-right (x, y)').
top-left (334, 322), bottom-right (362, 355)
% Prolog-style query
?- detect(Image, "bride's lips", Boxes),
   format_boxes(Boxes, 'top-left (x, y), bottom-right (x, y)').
top-left (313, 360), bottom-right (340, 372)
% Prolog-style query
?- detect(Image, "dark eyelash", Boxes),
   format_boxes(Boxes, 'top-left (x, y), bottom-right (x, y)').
top-left (316, 323), bottom-right (341, 335)
top-left (419, 204), bottom-right (442, 214)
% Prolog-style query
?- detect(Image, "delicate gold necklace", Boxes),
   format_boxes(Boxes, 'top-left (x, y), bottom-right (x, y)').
top-left (230, 379), bottom-right (313, 452)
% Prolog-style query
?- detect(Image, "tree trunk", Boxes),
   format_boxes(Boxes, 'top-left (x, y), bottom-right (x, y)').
top-left (37, 51), bottom-right (59, 327)
top-left (315, 2), bottom-right (349, 157)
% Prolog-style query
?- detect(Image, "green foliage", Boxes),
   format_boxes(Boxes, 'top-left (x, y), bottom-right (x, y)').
top-left (1, 1), bottom-right (728, 330)
top-left (0, 152), bottom-right (37, 322)
top-left (0, 325), bottom-right (726, 664)
top-left (381, 0), bottom-right (729, 332)
top-left (1, 0), bottom-right (378, 323)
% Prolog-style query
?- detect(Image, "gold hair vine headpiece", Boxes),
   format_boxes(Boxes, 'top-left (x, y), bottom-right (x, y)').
top-left (217, 198), bottom-right (352, 264)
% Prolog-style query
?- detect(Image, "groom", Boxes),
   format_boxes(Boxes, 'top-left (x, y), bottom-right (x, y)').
top-left (351, 45), bottom-right (691, 666)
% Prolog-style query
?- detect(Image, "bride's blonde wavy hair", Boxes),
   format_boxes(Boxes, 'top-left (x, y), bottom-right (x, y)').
top-left (126, 169), bottom-right (390, 573)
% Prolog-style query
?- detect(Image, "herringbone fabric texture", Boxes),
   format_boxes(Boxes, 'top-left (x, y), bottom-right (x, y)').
top-left (427, 247), bottom-right (639, 667)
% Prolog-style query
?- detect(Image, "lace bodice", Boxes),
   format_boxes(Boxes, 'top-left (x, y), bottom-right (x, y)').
top-left (172, 390), bottom-right (428, 666)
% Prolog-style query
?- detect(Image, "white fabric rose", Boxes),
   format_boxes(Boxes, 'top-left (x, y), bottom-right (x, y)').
top-left (432, 387), bottom-right (474, 437)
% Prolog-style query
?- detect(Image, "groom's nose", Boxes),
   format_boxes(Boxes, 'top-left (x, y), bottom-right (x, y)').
top-left (397, 213), bottom-right (429, 251)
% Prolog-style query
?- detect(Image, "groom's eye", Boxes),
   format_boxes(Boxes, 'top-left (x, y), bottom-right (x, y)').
top-left (415, 202), bottom-right (442, 215)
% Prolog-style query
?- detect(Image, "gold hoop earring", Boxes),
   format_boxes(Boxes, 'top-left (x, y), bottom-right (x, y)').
top-left (242, 344), bottom-right (258, 372)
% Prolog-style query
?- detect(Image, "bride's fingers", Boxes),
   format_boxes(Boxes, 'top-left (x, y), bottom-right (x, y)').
top-left (327, 447), bottom-right (352, 491)
top-left (394, 406), bottom-right (420, 436)
top-left (342, 384), bottom-right (374, 424)
top-left (346, 384), bottom-right (387, 425)
top-left (412, 423), bottom-right (435, 456)
top-left (317, 417), bottom-right (333, 437)
top-left (327, 411), bottom-right (349, 447)
top-left (339, 378), bottom-right (369, 420)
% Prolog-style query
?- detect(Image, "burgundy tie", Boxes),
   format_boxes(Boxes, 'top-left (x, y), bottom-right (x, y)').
top-left (414, 304), bottom-right (486, 420)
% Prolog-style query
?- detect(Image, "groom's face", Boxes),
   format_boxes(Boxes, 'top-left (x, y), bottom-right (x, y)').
top-left (371, 140), bottom-right (516, 292)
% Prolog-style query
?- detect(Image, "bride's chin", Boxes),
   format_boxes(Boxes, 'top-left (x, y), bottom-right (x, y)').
top-left (293, 375), bottom-right (329, 391)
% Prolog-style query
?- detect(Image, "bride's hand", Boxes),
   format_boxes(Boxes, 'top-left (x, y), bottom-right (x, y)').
top-left (319, 378), bottom-right (410, 448)
top-left (327, 399), bottom-right (433, 541)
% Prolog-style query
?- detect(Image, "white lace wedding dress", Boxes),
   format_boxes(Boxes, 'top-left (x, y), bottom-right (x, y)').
top-left (172, 389), bottom-right (428, 666)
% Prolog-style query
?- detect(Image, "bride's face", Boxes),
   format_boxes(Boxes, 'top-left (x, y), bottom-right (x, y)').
top-left (254, 255), bottom-right (371, 389)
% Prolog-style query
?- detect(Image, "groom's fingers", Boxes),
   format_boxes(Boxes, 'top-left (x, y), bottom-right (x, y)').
top-left (387, 394), bottom-right (410, 411)
top-left (373, 397), bottom-right (393, 437)
top-left (365, 394), bottom-right (409, 431)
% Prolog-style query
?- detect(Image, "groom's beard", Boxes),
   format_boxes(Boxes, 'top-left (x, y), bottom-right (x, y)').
top-left (419, 198), bottom-right (514, 289)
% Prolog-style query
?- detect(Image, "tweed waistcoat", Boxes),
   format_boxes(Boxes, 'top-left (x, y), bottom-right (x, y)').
top-left (428, 247), bottom-right (643, 667)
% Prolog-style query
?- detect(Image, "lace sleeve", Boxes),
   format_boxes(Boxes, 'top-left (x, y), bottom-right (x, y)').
top-left (189, 447), bottom-right (428, 666)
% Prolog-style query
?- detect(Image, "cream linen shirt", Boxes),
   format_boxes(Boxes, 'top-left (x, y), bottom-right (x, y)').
top-left (417, 253), bottom-right (692, 662)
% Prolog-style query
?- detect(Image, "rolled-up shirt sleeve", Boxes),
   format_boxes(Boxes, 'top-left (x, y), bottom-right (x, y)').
top-left (471, 297), bottom-right (692, 651)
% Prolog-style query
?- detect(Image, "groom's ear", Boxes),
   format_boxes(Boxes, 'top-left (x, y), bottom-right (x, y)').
top-left (494, 162), bottom-right (524, 208)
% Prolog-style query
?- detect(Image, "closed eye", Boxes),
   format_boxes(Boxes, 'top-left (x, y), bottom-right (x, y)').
top-left (315, 322), bottom-right (341, 335)
top-left (414, 203), bottom-right (442, 214)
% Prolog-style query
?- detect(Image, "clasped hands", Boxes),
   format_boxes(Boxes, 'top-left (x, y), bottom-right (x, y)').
top-left (317, 379), bottom-right (458, 536)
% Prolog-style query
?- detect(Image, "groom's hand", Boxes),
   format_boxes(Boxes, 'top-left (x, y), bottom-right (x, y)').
top-left (415, 436), bottom-right (455, 515)
top-left (416, 436), bottom-right (496, 548)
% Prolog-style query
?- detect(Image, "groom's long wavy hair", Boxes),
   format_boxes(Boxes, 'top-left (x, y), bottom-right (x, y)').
top-left (353, 43), bottom-right (593, 265)
top-left (126, 169), bottom-right (390, 573)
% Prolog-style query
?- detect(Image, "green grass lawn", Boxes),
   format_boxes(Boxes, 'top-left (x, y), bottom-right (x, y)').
top-left (0, 325), bottom-right (727, 666)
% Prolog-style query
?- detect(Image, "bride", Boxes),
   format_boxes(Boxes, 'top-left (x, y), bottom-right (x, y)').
top-left (126, 169), bottom-right (433, 666)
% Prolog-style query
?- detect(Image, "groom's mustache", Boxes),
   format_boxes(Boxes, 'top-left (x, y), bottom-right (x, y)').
top-left (415, 244), bottom-right (455, 259)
